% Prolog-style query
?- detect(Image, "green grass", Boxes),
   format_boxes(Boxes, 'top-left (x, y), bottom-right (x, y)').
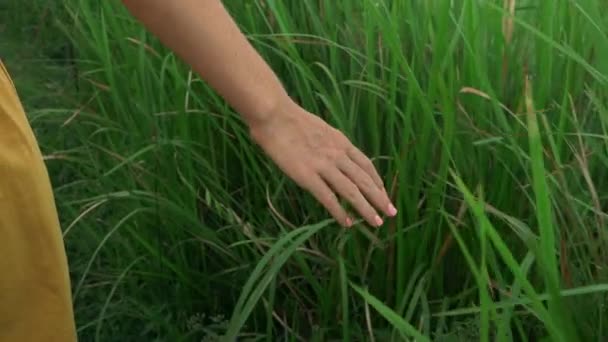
top-left (3, 0), bottom-right (608, 340)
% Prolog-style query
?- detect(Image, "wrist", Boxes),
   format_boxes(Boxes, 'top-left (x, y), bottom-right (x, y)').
top-left (248, 95), bottom-right (301, 145)
top-left (245, 91), bottom-right (296, 129)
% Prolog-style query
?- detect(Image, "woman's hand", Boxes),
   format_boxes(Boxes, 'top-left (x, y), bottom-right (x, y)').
top-left (121, 0), bottom-right (397, 227)
top-left (250, 99), bottom-right (397, 228)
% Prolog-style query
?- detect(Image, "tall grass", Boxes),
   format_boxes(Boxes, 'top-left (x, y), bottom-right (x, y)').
top-left (6, 0), bottom-right (608, 340)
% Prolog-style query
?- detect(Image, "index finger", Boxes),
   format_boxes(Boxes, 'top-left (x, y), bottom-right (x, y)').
top-left (348, 146), bottom-right (387, 193)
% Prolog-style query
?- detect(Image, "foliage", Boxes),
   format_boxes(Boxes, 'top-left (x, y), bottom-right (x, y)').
top-left (3, 0), bottom-right (608, 340)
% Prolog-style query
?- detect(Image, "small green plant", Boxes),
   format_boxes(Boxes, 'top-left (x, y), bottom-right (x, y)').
top-left (4, 0), bottom-right (608, 340)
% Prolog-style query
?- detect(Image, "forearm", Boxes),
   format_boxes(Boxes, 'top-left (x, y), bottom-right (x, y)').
top-left (121, 0), bottom-right (290, 126)
top-left (122, 0), bottom-right (396, 227)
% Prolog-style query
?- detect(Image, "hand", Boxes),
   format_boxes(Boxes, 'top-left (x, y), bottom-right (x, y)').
top-left (249, 99), bottom-right (397, 227)
top-left (121, 0), bottom-right (397, 226)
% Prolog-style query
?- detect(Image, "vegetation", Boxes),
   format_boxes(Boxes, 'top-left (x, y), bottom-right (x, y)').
top-left (3, 0), bottom-right (608, 340)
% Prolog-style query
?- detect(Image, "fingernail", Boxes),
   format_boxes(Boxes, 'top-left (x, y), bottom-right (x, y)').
top-left (345, 217), bottom-right (353, 227)
top-left (375, 215), bottom-right (383, 227)
top-left (388, 204), bottom-right (398, 216)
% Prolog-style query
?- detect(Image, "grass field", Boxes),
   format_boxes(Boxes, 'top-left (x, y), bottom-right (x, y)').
top-left (3, 0), bottom-right (608, 341)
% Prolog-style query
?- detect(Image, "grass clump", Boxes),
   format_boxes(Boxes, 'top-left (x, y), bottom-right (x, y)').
top-left (3, 0), bottom-right (608, 340)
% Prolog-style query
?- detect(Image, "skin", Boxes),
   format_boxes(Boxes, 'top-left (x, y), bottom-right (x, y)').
top-left (121, 0), bottom-right (397, 227)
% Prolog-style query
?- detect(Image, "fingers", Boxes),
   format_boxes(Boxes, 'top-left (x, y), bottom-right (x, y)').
top-left (299, 144), bottom-right (397, 228)
top-left (304, 175), bottom-right (352, 227)
top-left (348, 146), bottom-right (386, 191)
top-left (337, 158), bottom-right (395, 217)
top-left (320, 167), bottom-right (383, 227)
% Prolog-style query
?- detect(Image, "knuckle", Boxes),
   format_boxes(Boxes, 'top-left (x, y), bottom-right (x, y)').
top-left (317, 161), bottom-right (334, 174)
top-left (301, 176), bottom-right (318, 191)
top-left (328, 150), bottom-right (343, 162)
top-left (361, 178), bottom-right (374, 191)
top-left (324, 192), bottom-right (337, 205)
top-left (355, 172), bottom-right (375, 191)
top-left (346, 186), bottom-right (360, 201)
top-left (369, 170), bottom-right (384, 187)
top-left (365, 159), bottom-right (376, 172)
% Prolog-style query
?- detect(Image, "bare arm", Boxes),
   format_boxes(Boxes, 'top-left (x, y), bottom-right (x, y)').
top-left (121, 0), bottom-right (285, 126)
top-left (121, 0), bottom-right (397, 227)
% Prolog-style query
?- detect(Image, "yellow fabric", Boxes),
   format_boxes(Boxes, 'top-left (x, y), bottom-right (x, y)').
top-left (0, 61), bottom-right (77, 341)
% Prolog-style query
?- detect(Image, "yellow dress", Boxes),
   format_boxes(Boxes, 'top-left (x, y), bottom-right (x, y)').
top-left (0, 61), bottom-right (77, 341)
